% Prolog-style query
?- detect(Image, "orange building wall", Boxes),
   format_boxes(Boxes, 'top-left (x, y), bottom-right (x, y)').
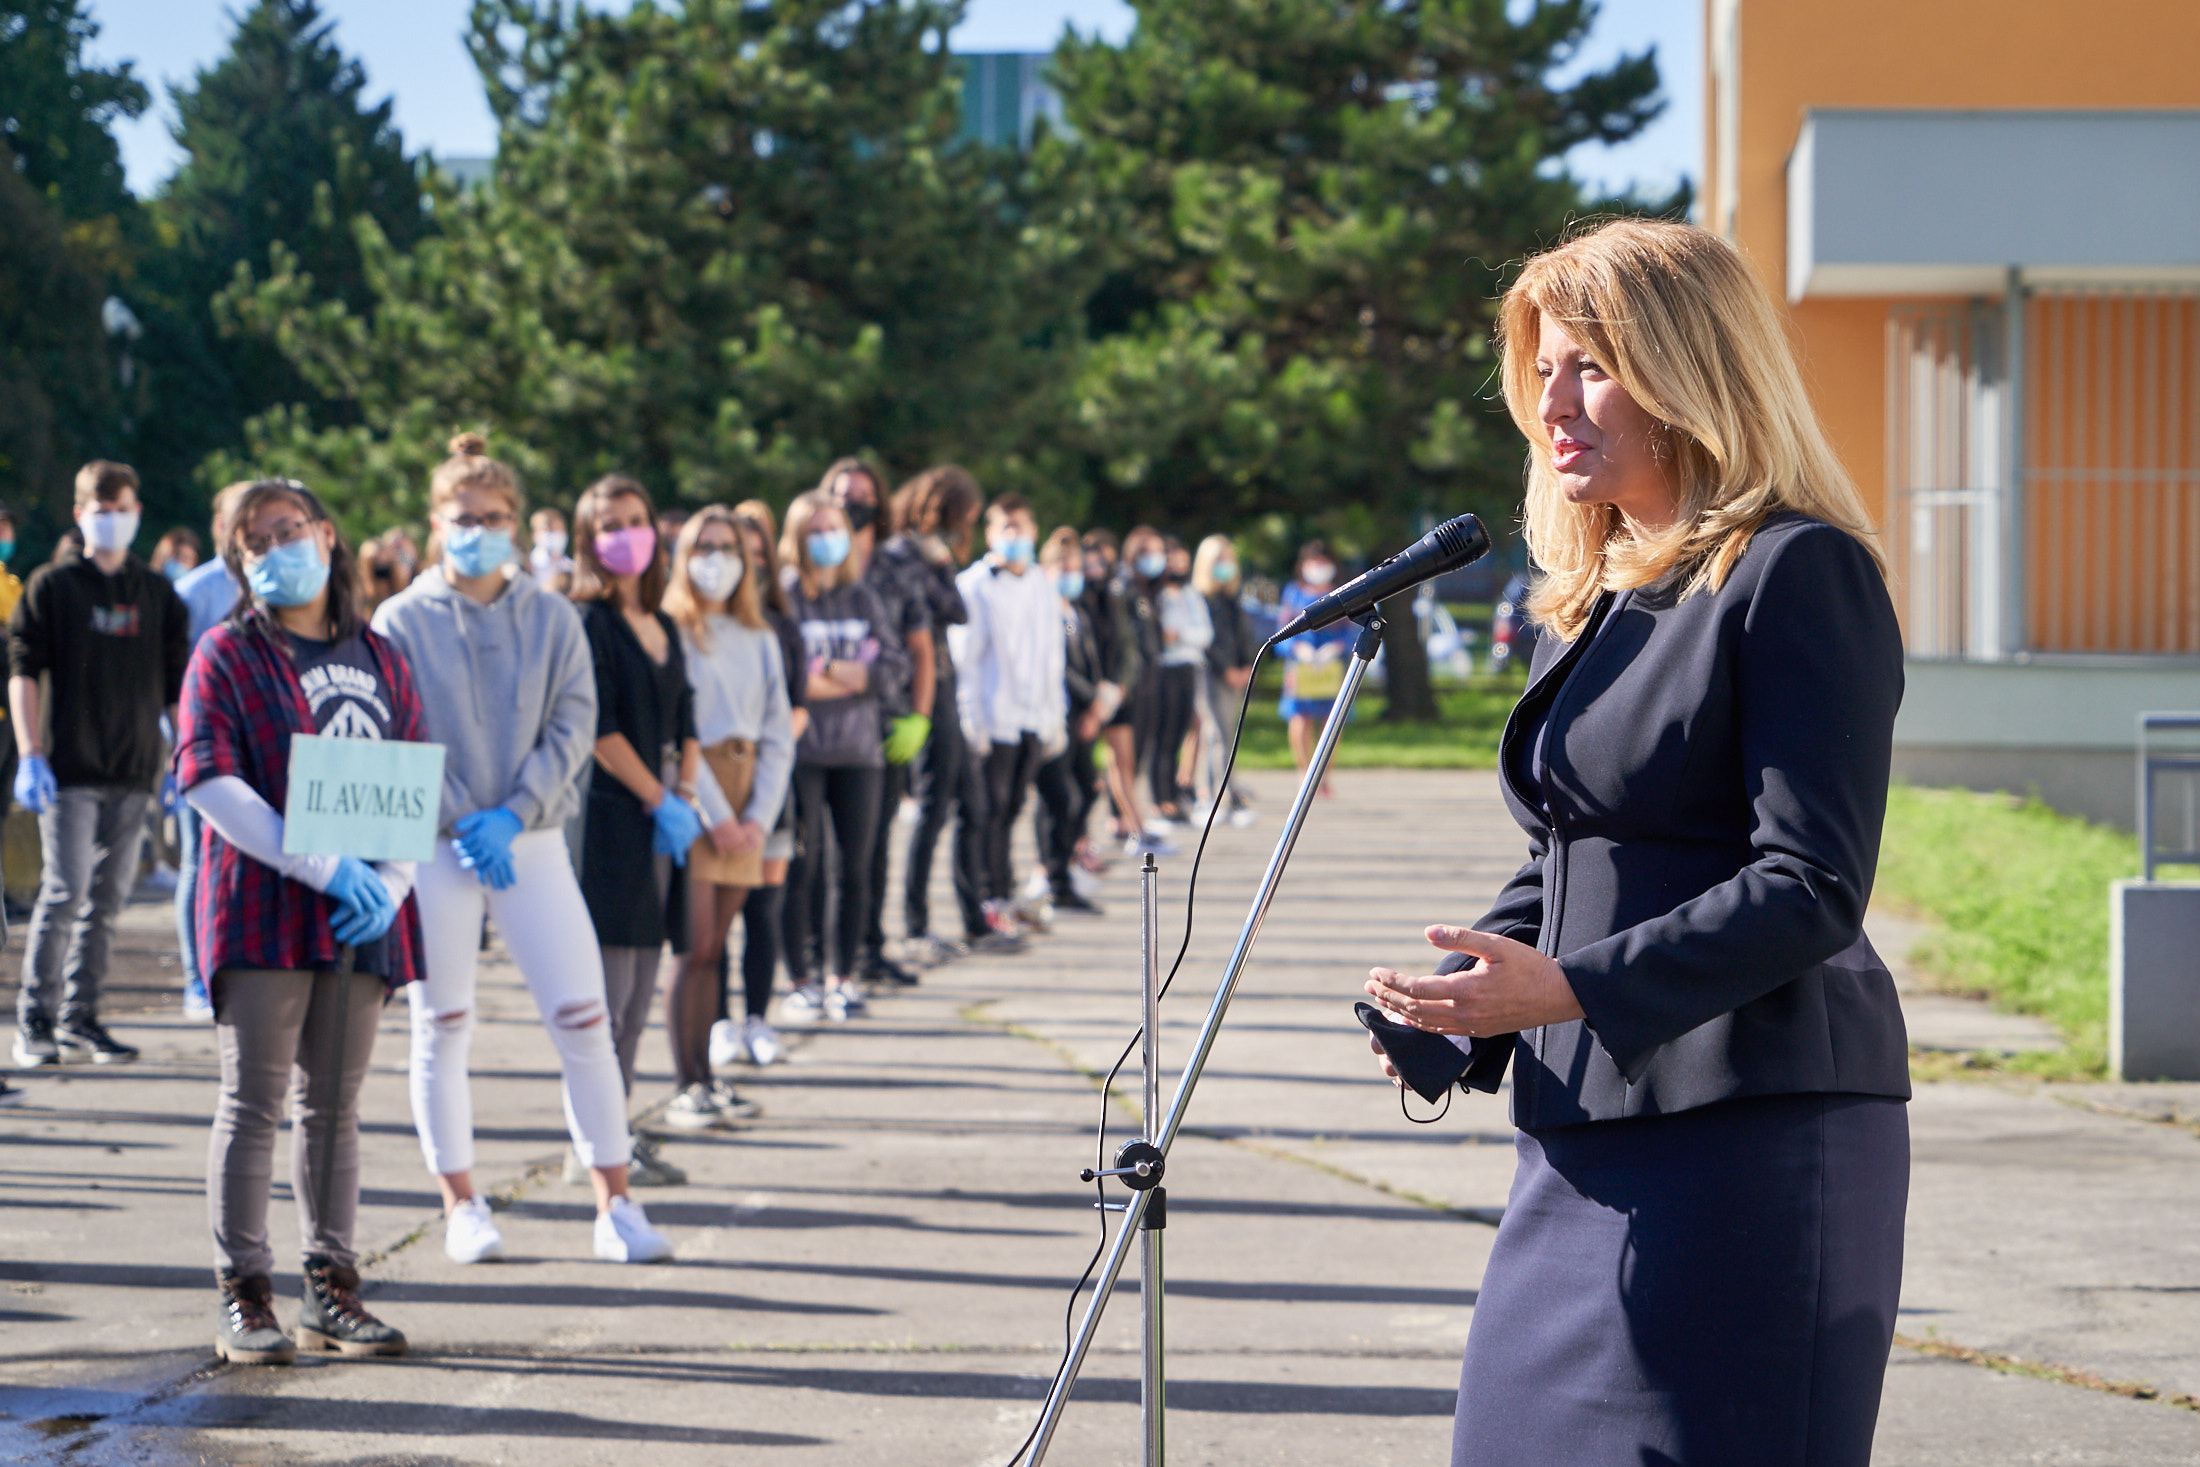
top-left (1704, 0), bottom-right (2200, 528)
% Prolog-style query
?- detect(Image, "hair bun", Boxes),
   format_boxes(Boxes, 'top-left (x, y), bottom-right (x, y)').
top-left (449, 431), bottom-right (489, 457)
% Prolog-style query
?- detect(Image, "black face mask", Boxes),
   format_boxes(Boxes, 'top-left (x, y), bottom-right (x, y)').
top-left (842, 500), bottom-right (878, 533)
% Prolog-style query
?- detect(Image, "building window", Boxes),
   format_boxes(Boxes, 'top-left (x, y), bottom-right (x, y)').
top-left (1886, 288), bottom-right (2200, 660)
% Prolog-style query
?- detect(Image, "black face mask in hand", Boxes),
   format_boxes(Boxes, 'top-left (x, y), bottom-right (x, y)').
top-left (842, 500), bottom-right (877, 533)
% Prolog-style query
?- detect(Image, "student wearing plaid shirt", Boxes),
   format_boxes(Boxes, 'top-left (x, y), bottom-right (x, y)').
top-left (176, 481), bottom-right (419, 1367)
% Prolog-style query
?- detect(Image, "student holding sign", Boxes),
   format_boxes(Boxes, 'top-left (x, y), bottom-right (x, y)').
top-left (176, 479), bottom-right (419, 1365)
top-left (372, 435), bottom-right (672, 1268)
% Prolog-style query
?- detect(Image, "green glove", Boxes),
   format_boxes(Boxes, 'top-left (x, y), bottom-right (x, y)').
top-left (886, 713), bottom-right (932, 765)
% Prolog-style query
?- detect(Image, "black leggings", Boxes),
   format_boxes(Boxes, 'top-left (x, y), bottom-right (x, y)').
top-left (785, 764), bottom-right (883, 982)
top-left (717, 884), bottom-right (784, 1023)
top-left (1033, 739), bottom-right (1094, 894)
top-left (1148, 663), bottom-right (1199, 810)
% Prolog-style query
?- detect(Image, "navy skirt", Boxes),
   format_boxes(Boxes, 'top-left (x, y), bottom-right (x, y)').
top-left (1453, 1092), bottom-right (1908, 1467)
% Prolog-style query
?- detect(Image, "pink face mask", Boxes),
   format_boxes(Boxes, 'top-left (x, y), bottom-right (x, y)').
top-left (595, 525), bottom-right (657, 577)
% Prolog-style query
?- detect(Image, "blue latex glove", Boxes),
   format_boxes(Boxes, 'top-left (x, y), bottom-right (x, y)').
top-left (650, 792), bottom-right (703, 868)
top-left (13, 754), bottom-right (55, 815)
top-left (452, 806), bottom-right (523, 891)
top-left (159, 772), bottom-right (182, 819)
top-left (324, 856), bottom-right (398, 946)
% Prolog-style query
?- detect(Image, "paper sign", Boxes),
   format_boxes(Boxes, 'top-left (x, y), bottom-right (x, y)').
top-left (282, 734), bottom-right (445, 862)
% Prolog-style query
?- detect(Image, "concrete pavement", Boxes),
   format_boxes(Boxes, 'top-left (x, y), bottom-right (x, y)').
top-left (3, 769), bottom-right (2198, 1464)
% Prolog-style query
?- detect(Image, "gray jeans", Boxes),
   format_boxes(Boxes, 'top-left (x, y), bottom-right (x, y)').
top-left (18, 785), bottom-right (151, 1023)
top-left (207, 969), bottom-right (384, 1279)
top-left (598, 946), bottom-right (663, 1096)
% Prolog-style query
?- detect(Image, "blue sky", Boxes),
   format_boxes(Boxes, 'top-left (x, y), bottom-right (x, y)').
top-left (85, 0), bottom-right (1697, 201)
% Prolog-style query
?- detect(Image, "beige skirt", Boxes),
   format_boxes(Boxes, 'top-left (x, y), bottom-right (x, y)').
top-left (689, 738), bottom-right (764, 888)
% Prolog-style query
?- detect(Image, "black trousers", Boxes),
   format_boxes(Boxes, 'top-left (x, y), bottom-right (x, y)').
top-left (907, 708), bottom-right (989, 940)
top-left (1147, 663), bottom-right (1199, 810)
top-left (966, 733), bottom-right (1042, 907)
top-left (785, 764), bottom-right (883, 982)
top-left (860, 758), bottom-right (909, 967)
top-left (1032, 737), bottom-right (1094, 896)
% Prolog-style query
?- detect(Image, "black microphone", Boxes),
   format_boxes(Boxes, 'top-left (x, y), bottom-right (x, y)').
top-left (1272, 513), bottom-right (1490, 642)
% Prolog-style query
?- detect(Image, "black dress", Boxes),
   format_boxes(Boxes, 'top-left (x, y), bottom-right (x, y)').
top-left (1448, 515), bottom-right (1910, 1467)
top-left (577, 600), bottom-right (694, 951)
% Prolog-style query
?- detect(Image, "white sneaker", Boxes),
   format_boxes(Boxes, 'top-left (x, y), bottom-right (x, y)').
top-left (741, 1015), bottom-right (782, 1067)
top-left (780, 985), bottom-right (825, 1024)
top-left (1068, 864), bottom-right (1104, 901)
top-left (444, 1196), bottom-right (506, 1265)
top-left (593, 1195), bottom-right (672, 1264)
top-left (823, 985), bottom-right (866, 1022)
top-left (1014, 895), bottom-right (1054, 934)
top-left (708, 1017), bottom-right (746, 1069)
top-left (1021, 868), bottom-right (1053, 903)
top-left (1227, 804), bottom-right (1259, 829)
top-left (662, 1082), bottom-right (725, 1132)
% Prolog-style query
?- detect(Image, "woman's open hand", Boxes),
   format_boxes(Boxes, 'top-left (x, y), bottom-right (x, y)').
top-left (1364, 925), bottom-right (1586, 1038)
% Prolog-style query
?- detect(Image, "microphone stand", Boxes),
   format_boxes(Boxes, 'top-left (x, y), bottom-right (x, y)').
top-left (1021, 610), bottom-right (1388, 1467)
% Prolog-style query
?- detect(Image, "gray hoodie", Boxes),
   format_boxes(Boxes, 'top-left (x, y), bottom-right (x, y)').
top-left (370, 564), bottom-right (598, 835)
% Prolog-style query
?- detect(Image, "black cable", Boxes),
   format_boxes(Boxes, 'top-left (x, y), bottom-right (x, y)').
top-left (1003, 635), bottom-right (1278, 1467)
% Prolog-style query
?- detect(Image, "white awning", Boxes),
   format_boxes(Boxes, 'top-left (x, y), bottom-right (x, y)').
top-left (1786, 109), bottom-right (2200, 301)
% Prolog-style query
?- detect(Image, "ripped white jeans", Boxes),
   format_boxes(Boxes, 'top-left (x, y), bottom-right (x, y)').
top-left (406, 831), bottom-right (631, 1175)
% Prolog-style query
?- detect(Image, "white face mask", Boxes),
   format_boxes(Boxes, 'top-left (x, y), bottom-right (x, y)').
top-left (1302, 560), bottom-right (1336, 588)
top-left (81, 507), bottom-right (141, 554)
top-left (535, 530), bottom-right (568, 557)
top-left (686, 549), bottom-right (744, 602)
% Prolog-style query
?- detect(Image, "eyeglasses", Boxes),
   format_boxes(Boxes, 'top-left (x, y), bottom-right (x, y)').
top-left (240, 517), bottom-right (315, 557)
top-left (443, 511), bottom-right (516, 531)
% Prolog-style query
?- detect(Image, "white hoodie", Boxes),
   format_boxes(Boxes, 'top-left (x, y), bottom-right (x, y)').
top-left (950, 558), bottom-right (1066, 748)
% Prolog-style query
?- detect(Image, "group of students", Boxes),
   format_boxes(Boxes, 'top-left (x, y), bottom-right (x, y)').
top-left (1, 442), bottom-right (1343, 1369)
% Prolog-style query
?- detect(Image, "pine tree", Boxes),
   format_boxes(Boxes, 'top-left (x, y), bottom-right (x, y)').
top-left (1039, 0), bottom-right (1677, 715)
top-left (126, 0), bottom-right (429, 524)
top-left (217, 0), bottom-right (1069, 536)
top-left (0, 2), bottom-right (145, 541)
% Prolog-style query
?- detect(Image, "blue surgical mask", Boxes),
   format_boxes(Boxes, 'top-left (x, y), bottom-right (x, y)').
top-left (443, 525), bottom-right (513, 580)
top-left (807, 529), bottom-right (851, 569)
top-left (1055, 570), bottom-right (1085, 600)
top-left (246, 537), bottom-right (331, 608)
top-left (0, 540), bottom-right (15, 564)
top-left (161, 559), bottom-right (190, 583)
top-left (1215, 561), bottom-right (1237, 584)
top-left (999, 536), bottom-right (1035, 568)
top-left (1135, 551), bottom-right (1166, 579)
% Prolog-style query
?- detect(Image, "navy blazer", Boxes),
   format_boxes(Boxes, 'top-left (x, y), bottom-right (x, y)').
top-left (1461, 513), bottom-right (1911, 1129)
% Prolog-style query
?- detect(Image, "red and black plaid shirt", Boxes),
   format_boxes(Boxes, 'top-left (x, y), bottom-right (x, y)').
top-left (175, 618), bottom-right (426, 988)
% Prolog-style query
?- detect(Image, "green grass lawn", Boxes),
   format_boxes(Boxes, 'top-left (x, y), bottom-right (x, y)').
top-left (1874, 785), bottom-right (2140, 1076)
top-left (1227, 675), bottom-right (1520, 770)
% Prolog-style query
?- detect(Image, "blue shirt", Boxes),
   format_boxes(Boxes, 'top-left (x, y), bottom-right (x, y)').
top-left (175, 558), bottom-right (239, 647)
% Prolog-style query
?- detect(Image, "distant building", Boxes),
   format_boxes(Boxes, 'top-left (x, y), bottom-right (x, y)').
top-left (434, 156), bottom-right (494, 192)
top-left (954, 53), bottom-right (1062, 150)
top-left (1705, 0), bottom-right (2200, 828)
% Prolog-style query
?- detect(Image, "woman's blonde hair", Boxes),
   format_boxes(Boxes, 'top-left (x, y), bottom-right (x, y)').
top-left (780, 491), bottom-right (857, 595)
top-left (1191, 533), bottom-right (1238, 596)
top-left (1497, 218), bottom-right (1883, 640)
top-left (664, 504), bottom-right (765, 643)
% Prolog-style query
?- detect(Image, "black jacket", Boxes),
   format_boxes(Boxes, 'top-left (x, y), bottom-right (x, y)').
top-left (1465, 514), bottom-right (1910, 1129)
top-left (9, 549), bottom-right (189, 788)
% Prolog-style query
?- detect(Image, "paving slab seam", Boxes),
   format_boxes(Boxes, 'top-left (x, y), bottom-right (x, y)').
top-left (1178, 1128), bottom-right (1506, 1227)
top-left (1893, 1332), bottom-right (2200, 1414)
top-left (2051, 1092), bottom-right (2200, 1138)
top-left (961, 995), bottom-right (1506, 1229)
